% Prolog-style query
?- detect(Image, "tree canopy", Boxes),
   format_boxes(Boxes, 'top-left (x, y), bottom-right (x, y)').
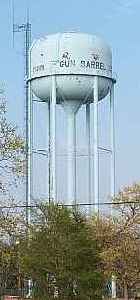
top-left (90, 183), bottom-right (140, 299)
top-left (21, 203), bottom-right (103, 300)
top-left (0, 177), bottom-right (140, 299)
top-left (0, 100), bottom-right (24, 194)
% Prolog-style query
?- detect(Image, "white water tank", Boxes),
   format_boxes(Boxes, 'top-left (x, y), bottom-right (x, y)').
top-left (30, 32), bottom-right (112, 102)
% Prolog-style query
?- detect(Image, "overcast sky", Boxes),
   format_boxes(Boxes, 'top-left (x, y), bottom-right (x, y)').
top-left (0, 0), bottom-right (140, 204)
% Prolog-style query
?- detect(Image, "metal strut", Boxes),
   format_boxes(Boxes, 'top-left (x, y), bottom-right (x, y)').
top-left (93, 76), bottom-right (99, 214)
top-left (86, 103), bottom-right (92, 215)
top-left (50, 76), bottom-right (56, 202)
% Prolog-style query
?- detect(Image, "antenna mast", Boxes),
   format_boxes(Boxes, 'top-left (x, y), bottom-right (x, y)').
top-left (12, 1), bottom-right (32, 232)
top-left (12, 1), bottom-right (32, 296)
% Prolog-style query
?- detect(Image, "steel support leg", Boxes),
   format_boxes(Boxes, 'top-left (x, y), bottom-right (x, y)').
top-left (93, 76), bottom-right (99, 214)
top-left (74, 113), bottom-right (77, 206)
top-left (110, 83), bottom-right (115, 202)
top-left (86, 103), bottom-right (92, 215)
top-left (110, 83), bottom-right (116, 299)
top-left (48, 101), bottom-right (51, 202)
top-left (112, 275), bottom-right (117, 299)
top-left (50, 76), bottom-right (56, 202)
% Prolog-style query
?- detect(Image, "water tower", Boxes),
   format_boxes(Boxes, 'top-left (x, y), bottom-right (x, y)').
top-left (28, 32), bottom-right (116, 213)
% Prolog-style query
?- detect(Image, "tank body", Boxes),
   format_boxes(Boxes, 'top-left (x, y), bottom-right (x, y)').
top-left (30, 32), bottom-right (112, 102)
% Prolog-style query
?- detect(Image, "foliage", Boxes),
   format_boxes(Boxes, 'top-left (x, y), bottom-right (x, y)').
top-left (0, 209), bottom-right (25, 295)
top-left (21, 203), bottom-right (103, 300)
top-left (0, 98), bottom-right (25, 295)
top-left (0, 182), bottom-right (139, 299)
top-left (114, 183), bottom-right (140, 220)
top-left (0, 100), bottom-right (24, 193)
top-left (90, 183), bottom-right (140, 299)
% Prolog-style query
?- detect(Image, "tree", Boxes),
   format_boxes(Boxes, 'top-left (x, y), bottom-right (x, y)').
top-left (114, 183), bottom-right (140, 221)
top-left (0, 100), bottom-right (24, 194)
top-left (21, 203), bottom-right (103, 300)
top-left (112, 184), bottom-right (140, 299)
top-left (0, 98), bottom-right (25, 296)
top-left (90, 183), bottom-right (140, 299)
top-left (0, 209), bottom-right (25, 296)
top-left (101, 218), bottom-right (139, 299)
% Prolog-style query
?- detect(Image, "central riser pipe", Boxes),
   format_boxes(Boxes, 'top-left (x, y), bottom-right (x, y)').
top-left (62, 100), bottom-right (81, 206)
top-left (67, 112), bottom-right (76, 205)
